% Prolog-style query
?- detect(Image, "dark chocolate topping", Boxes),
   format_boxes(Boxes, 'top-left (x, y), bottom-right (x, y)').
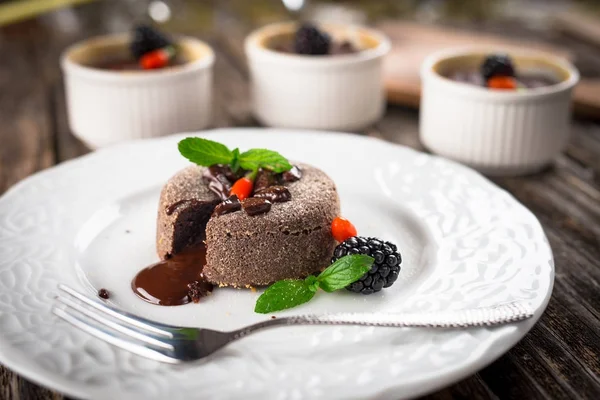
top-left (132, 244), bottom-right (212, 306)
top-left (254, 185), bottom-right (291, 203)
top-left (202, 167), bottom-right (233, 200)
top-left (212, 195), bottom-right (242, 217)
top-left (254, 169), bottom-right (276, 192)
top-left (210, 164), bottom-right (240, 182)
top-left (241, 197), bottom-right (272, 216)
top-left (281, 165), bottom-right (302, 183)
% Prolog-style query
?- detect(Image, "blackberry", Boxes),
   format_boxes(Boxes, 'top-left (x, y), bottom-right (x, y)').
top-left (294, 23), bottom-right (331, 55)
top-left (131, 24), bottom-right (172, 60)
top-left (332, 236), bottom-right (401, 295)
top-left (481, 54), bottom-right (515, 82)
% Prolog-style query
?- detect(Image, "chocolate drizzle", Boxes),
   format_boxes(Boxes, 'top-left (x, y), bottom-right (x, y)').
top-left (202, 166), bottom-right (234, 200)
top-left (132, 243), bottom-right (212, 306)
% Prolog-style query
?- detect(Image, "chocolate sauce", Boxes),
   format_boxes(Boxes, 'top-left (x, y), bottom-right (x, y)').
top-left (211, 165), bottom-right (240, 182)
top-left (131, 244), bottom-right (212, 306)
top-left (254, 185), bottom-right (291, 203)
top-left (202, 166), bottom-right (234, 200)
top-left (241, 198), bottom-right (272, 216)
top-left (212, 195), bottom-right (242, 217)
top-left (98, 288), bottom-right (110, 299)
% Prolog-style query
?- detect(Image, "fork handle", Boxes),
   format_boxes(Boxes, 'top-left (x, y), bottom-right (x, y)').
top-left (232, 302), bottom-right (534, 340)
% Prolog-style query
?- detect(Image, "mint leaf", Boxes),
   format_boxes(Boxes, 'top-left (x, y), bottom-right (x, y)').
top-left (304, 275), bottom-right (320, 292)
top-left (178, 137), bottom-right (233, 167)
top-left (317, 255), bottom-right (373, 293)
top-left (254, 280), bottom-right (315, 314)
top-left (238, 149), bottom-right (292, 173)
top-left (231, 148), bottom-right (241, 172)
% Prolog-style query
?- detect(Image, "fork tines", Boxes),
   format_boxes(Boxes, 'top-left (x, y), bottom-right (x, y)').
top-left (53, 284), bottom-right (180, 364)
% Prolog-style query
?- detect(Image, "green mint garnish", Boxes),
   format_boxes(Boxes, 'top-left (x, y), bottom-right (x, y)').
top-left (177, 137), bottom-right (291, 174)
top-left (254, 280), bottom-right (316, 314)
top-left (231, 148), bottom-right (241, 172)
top-left (254, 254), bottom-right (374, 314)
top-left (178, 137), bottom-right (234, 166)
top-left (238, 148), bottom-right (292, 173)
top-left (317, 254), bottom-right (373, 292)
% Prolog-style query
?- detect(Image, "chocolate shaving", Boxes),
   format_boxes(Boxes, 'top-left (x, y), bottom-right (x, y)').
top-left (281, 165), bottom-right (302, 183)
top-left (212, 195), bottom-right (242, 217)
top-left (254, 185), bottom-right (291, 203)
top-left (241, 198), bottom-right (272, 216)
top-left (254, 169), bottom-right (276, 192)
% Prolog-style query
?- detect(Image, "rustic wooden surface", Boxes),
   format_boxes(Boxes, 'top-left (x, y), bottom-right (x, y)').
top-left (0, 1), bottom-right (599, 399)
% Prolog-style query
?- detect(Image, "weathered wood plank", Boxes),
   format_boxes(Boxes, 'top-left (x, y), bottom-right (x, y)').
top-left (422, 374), bottom-right (497, 400)
top-left (479, 348), bottom-right (553, 399)
top-left (0, 19), bottom-right (64, 400)
top-left (0, 21), bottom-right (55, 194)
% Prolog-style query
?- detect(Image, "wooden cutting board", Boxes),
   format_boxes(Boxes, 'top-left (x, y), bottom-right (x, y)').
top-left (378, 21), bottom-right (600, 119)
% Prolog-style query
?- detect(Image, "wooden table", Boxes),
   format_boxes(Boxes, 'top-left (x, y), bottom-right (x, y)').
top-left (1, 1), bottom-right (599, 399)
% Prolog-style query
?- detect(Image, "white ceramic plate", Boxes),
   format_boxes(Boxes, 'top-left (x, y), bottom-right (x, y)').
top-left (0, 128), bottom-right (553, 400)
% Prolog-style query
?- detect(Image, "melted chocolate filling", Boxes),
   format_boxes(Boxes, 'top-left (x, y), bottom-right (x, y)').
top-left (168, 198), bottom-right (221, 255)
top-left (132, 243), bottom-right (212, 306)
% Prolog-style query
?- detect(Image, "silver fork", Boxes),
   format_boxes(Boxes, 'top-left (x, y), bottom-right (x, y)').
top-left (52, 284), bottom-right (534, 364)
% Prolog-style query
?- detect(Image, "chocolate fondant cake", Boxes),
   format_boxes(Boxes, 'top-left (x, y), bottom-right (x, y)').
top-left (156, 163), bottom-right (340, 287)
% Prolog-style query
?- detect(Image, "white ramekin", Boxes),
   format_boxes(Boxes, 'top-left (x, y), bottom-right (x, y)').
top-left (61, 34), bottom-right (214, 149)
top-left (245, 22), bottom-right (391, 131)
top-left (420, 48), bottom-right (579, 176)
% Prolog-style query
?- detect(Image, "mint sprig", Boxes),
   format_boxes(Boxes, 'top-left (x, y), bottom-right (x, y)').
top-left (178, 137), bottom-right (233, 166)
top-left (238, 149), bottom-right (292, 173)
top-left (178, 137), bottom-right (291, 174)
top-left (254, 280), bottom-right (316, 315)
top-left (254, 255), bottom-right (374, 314)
